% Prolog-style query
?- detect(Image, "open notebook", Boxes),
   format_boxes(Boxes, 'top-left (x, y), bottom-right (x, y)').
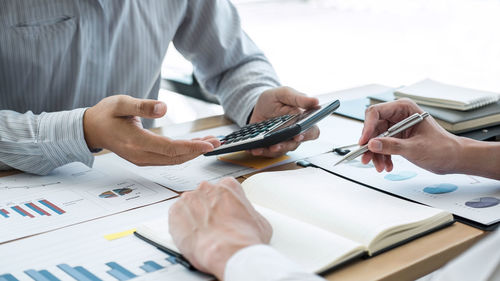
top-left (395, 79), bottom-right (500, 111)
top-left (136, 168), bottom-right (453, 273)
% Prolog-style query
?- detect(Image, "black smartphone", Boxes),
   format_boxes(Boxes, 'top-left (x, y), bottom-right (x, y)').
top-left (204, 100), bottom-right (340, 156)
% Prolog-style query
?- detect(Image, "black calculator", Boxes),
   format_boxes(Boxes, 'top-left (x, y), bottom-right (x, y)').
top-left (204, 100), bottom-right (340, 156)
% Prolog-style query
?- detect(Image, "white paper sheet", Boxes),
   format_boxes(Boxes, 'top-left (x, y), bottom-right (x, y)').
top-left (0, 158), bottom-right (177, 243)
top-left (0, 199), bottom-right (210, 281)
top-left (109, 125), bottom-right (333, 192)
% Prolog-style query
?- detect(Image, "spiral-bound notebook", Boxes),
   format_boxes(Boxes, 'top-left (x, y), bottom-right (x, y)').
top-left (395, 79), bottom-right (500, 111)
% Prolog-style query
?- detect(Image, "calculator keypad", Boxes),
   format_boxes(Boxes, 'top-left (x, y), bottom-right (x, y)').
top-left (219, 114), bottom-right (295, 147)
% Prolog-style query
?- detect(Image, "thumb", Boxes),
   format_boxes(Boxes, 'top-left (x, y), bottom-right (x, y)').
top-left (367, 137), bottom-right (408, 156)
top-left (277, 89), bottom-right (319, 109)
top-left (113, 95), bottom-right (167, 118)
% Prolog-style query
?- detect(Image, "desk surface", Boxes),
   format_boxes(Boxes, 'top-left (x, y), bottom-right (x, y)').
top-left (0, 85), bottom-right (488, 281)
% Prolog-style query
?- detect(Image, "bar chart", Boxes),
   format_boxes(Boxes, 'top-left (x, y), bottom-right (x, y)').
top-left (0, 199), bottom-right (208, 281)
top-left (0, 200), bottom-right (65, 219)
top-left (0, 255), bottom-right (180, 280)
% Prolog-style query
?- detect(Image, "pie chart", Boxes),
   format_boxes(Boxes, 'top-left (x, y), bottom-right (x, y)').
top-left (465, 197), bottom-right (500, 208)
top-left (423, 183), bottom-right (458, 194)
top-left (384, 171), bottom-right (417, 181)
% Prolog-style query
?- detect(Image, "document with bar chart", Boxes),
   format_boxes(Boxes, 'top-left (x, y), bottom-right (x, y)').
top-left (0, 200), bottom-right (211, 281)
top-left (0, 156), bottom-right (177, 244)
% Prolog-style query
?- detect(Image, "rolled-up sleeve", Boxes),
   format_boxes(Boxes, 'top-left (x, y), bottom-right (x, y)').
top-left (0, 108), bottom-right (94, 175)
top-left (172, 0), bottom-right (281, 126)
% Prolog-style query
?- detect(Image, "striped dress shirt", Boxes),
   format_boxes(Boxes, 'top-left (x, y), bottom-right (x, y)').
top-left (0, 0), bottom-right (280, 174)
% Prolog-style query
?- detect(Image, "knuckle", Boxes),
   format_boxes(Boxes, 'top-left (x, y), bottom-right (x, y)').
top-left (221, 177), bottom-right (239, 189)
top-left (198, 181), bottom-right (212, 191)
top-left (180, 191), bottom-right (194, 200)
top-left (389, 140), bottom-right (403, 152)
top-left (136, 101), bottom-right (147, 116)
top-left (169, 202), bottom-right (181, 215)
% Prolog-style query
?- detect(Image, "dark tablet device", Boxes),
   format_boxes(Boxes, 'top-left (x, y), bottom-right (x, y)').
top-left (204, 100), bottom-right (340, 156)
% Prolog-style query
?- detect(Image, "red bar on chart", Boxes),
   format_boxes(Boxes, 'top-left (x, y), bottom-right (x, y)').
top-left (14, 206), bottom-right (34, 218)
top-left (26, 202), bottom-right (51, 216)
top-left (0, 208), bottom-right (9, 218)
top-left (39, 200), bottom-right (66, 215)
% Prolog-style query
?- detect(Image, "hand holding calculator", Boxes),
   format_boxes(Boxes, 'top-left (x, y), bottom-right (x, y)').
top-left (204, 100), bottom-right (340, 156)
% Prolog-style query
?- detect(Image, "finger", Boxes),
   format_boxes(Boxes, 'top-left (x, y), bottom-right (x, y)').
top-left (218, 177), bottom-right (245, 196)
top-left (111, 95), bottom-right (167, 118)
top-left (367, 137), bottom-right (407, 156)
top-left (250, 140), bottom-right (299, 158)
top-left (384, 155), bottom-right (394, 172)
top-left (191, 136), bottom-right (221, 148)
top-left (203, 137), bottom-right (221, 148)
top-left (360, 99), bottom-right (423, 145)
top-left (294, 126), bottom-right (320, 142)
top-left (276, 89), bottom-right (319, 109)
top-left (142, 132), bottom-right (215, 156)
top-left (361, 151), bottom-right (373, 165)
top-left (123, 149), bottom-right (202, 166)
top-left (372, 153), bottom-right (386, 172)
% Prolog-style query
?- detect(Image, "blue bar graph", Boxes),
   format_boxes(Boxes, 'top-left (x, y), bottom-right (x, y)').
top-left (11, 206), bottom-right (26, 217)
top-left (24, 269), bottom-right (59, 281)
top-left (58, 264), bottom-right (100, 281)
top-left (105, 262), bottom-right (136, 281)
top-left (38, 200), bottom-right (64, 215)
top-left (166, 256), bottom-right (178, 265)
top-left (140, 261), bottom-right (163, 273)
top-left (25, 204), bottom-right (46, 216)
top-left (0, 274), bottom-right (19, 281)
top-left (0, 209), bottom-right (8, 218)
top-left (74, 266), bottom-right (102, 281)
top-left (39, 270), bottom-right (60, 281)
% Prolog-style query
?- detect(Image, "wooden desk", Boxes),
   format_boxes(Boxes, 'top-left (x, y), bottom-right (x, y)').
top-left (0, 85), bottom-right (488, 281)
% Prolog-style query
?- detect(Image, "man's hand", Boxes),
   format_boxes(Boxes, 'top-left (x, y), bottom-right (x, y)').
top-left (83, 95), bottom-right (220, 166)
top-left (359, 99), bottom-right (462, 174)
top-left (169, 178), bottom-right (272, 280)
top-left (248, 87), bottom-right (320, 157)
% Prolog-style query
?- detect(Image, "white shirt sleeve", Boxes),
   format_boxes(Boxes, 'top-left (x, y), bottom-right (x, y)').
top-left (173, 0), bottom-right (281, 126)
top-left (0, 108), bottom-right (94, 175)
top-left (224, 244), bottom-right (325, 281)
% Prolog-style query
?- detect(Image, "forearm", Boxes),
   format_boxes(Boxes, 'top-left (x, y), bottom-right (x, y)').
top-left (455, 137), bottom-right (500, 180)
top-left (0, 109), bottom-right (94, 175)
top-left (173, 0), bottom-right (280, 126)
top-left (215, 59), bottom-right (280, 126)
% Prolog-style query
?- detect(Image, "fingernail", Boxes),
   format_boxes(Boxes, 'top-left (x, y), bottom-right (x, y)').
top-left (371, 139), bottom-right (383, 152)
top-left (296, 134), bottom-right (304, 142)
top-left (154, 103), bottom-right (164, 115)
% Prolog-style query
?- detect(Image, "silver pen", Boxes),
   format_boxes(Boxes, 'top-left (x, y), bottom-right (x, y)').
top-left (334, 112), bottom-right (430, 166)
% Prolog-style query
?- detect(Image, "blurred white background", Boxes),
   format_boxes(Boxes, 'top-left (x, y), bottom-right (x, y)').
top-left (157, 0), bottom-right (500, 126)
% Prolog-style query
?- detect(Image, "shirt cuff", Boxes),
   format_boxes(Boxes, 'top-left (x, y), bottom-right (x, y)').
top-left (37, 108), bottom-right (94, 172)
top-left (235, 86), bottom-right (265, 126)
top-left (224, 244), bottom-right (323, 281)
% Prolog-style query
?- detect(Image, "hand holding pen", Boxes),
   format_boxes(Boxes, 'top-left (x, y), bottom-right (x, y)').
top-left (347, 99), bottom-right (462, 174)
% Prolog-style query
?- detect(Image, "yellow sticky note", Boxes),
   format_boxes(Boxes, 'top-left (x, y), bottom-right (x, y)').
top-left (103, 228), bottom-right (137, 241)
top-left (217, 151), bottom-right (290, 169)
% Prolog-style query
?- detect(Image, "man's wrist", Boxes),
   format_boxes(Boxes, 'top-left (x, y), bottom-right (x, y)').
top-left (203, 239), bottom-right (260, 280)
